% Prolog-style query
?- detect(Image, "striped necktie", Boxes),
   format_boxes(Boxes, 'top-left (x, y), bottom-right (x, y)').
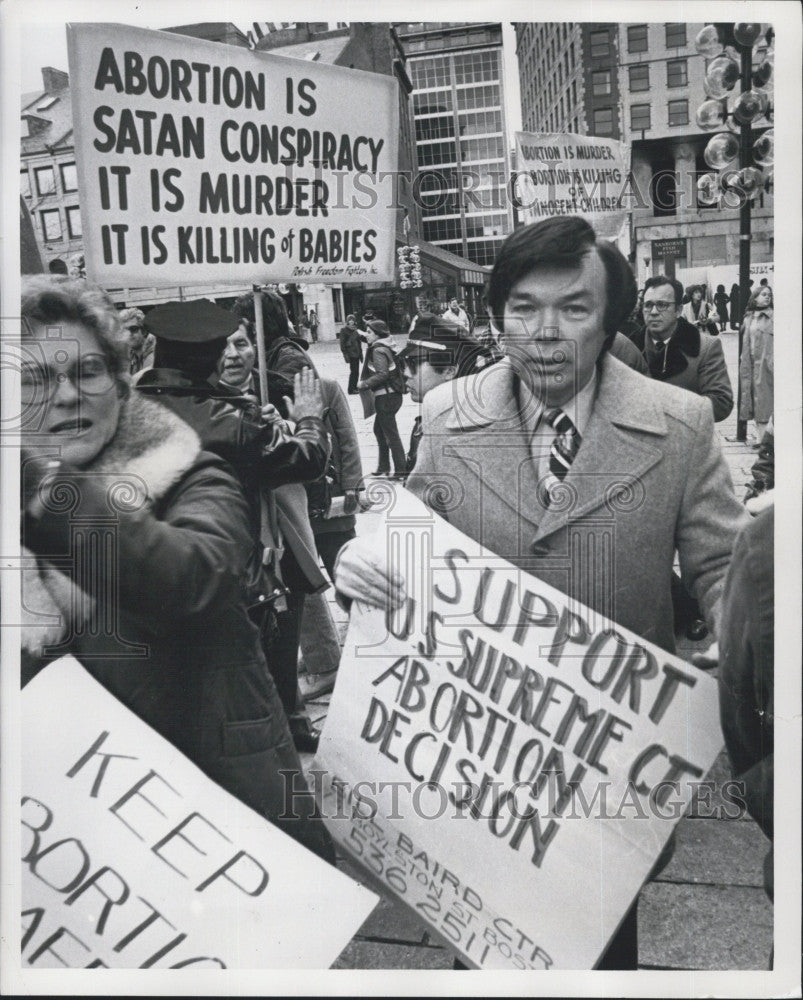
top-left (541, 408), bottom-right (581, 506)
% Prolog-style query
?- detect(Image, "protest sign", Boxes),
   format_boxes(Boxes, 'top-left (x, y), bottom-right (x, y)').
top-left (514, 131), bottom-right (631, 239)
top-left (314, 490), bottom-right (725, 970)
top-left (66, 24), bottom-right (399, 287)
top-left (21, 657), bottom-right (377, 969)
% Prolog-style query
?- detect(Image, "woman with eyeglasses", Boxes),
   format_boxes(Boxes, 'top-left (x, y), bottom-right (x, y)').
top-left (19, 276), bottom-right (333, 861)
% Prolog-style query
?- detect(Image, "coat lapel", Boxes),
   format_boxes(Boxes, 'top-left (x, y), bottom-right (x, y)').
top-left (534, 355), bottom-right (667, 542)
top-left (441, 355), bottom-right (669, 547)
top-left (444, 359), bottom-right (544, 536)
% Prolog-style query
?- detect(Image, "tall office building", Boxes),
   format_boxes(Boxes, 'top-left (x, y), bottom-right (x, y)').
top-left (514, 21), bottom-right (773, 282)
top-left (514, 23), bottom-right (620, 138)
top-left (396, 22), bottom-right (514, 267)
top-left (616, 21), bottom-right (773, 283)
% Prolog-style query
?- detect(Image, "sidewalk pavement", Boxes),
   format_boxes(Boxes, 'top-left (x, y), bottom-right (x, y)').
top-left (299, 330), bottom-right (772, 971)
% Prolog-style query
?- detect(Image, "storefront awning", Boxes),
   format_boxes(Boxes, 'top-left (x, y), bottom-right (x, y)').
top-left (399, 238), bottom-right (490, 287)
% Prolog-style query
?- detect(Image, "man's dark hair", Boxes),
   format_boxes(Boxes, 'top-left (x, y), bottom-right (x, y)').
top-left (644, 275), bottom-right (684, 305)
top-left (487, 216), bottom-right (636, 350)
top-left (232, 290), bottom-right (291, 343)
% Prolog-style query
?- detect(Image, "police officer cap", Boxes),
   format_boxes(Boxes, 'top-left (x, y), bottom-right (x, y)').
top-left (400, 312), bottom-right (493, 378)
top-left (145, 298), bottom-right (240, 343)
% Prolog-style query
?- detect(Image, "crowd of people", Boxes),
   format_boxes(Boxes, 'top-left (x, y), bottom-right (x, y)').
top-left (19, 214), bottom-right (775, 969)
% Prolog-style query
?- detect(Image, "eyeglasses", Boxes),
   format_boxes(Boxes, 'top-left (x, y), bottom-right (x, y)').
top-left (21, 355), bottom-right (115, 403)
top-left (643, 301), bottom-right (676, 313)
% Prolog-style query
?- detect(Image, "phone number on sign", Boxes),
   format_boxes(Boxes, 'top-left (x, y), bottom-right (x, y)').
top-left (344, 813), bottom-right (553, 969)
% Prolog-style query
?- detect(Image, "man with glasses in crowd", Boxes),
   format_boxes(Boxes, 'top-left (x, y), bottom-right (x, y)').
top-left (632, 275), bottom-right (735, 641)
top-left (633, 276), bottom-right (733, 423)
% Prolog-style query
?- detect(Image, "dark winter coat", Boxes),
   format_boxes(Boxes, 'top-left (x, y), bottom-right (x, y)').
top-left (718, 507), bottom-right (774, 896)
top-left (136, 368), bottom-right (330, 603)
top-left (264, 335), bottom-right (317, 378)
top-left (21, 393), bottom-right (314, 837)
top-left (309, 377), bottom-right (364, 537)
top-left (632, 317), bottom-right (734, 422)
top-left (360, 336), bottom-right (405, 395)
top-left (339, 324), bottom-right (363, 362)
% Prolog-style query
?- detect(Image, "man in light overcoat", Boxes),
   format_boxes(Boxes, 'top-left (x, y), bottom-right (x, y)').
top-left (335, 216), bottom-right (750, 968)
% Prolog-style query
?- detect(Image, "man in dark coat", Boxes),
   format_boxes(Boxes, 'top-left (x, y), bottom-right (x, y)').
top-left (632, 276), bottom-right (734, 423)
top-left (718, 507), bottom-right (774, 904)
top-left (357, 319), bottom-right (407, 477)
top-left (136, 299), bottom-right (333, 762)
top-left (632, 276), bottom-right (735, 640)
top-left (338, 314), bottom-right (363, 394)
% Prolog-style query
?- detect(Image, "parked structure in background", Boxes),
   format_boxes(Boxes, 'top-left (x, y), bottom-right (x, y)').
top-left (396, 22), bottom-right (515, 269)
top-left (514, 22), bottom-right (773, 286)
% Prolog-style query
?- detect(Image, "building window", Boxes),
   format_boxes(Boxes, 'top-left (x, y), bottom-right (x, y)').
top-left (592, 108), bottom-right (614, 135)
top-left (40, 209), bottom-right (62, 241)
top-left (34, 165), bottom-right (56, 196)
top-left (665, 23), bottom-right (687, 48)
top-left (409, 56), bottom-right (451, 89)
top-left (66, 206), bottom-right (82, 238)
top-left (453, 50), bottom-right (500, 85)
top-left (627, 25), bottom-right (648, 53)
top-left (465, 239), bottom-right (502, 266)
top-left (589, 30), bottom-right (610, 58)
top-left (461, 136), bottom-right (504, 163)
top-left (59, 162), bottom-right (78, 192)
top-left (416, 116), bottom-right (455, 141)
top-left (630, 103), bottom-right (651, 131)
top-left (592, 70), bottom-right (612, 96)
top-left (21, 168), bottom-right (31, 198)
top-left (414, 89), bottom-right (452, 114)
top-left (417, 141), bottom-right (458, 167)
top-left (423, 217), bottom-right (463, 242)
top-left (668, 99), bottom-right (689, 126)
top-left (666, 59), bottom-right (688, 88)
top-left (457, 110), bottom-right (502, 137)
top-left (456, 84), bottom-right (500, 110)
top-left (629, 63), bottom-right (650, 92)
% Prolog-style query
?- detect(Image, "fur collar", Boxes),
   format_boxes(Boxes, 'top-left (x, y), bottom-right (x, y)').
top-left (22, 394), bottom-right (201, 658)
top-left (91, 391), bottom-right (202, 502)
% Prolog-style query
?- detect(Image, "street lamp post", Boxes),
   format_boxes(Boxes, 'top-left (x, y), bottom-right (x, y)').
top-left (694, 22), bottom-right (774, 442)
top-left (736, 46), bottom-right (753, 441)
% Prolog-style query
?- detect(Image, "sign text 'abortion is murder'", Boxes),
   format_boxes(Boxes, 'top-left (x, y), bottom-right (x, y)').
top-left (67, 24), bottom-right (399, 286)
